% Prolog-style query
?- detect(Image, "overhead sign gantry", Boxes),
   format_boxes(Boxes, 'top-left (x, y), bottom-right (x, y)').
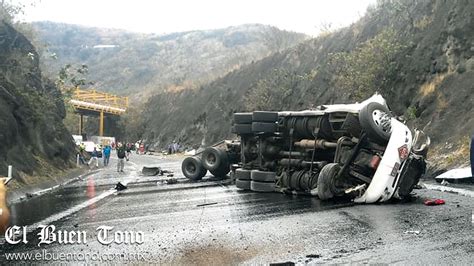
top-left (70, 89), bottom-right (128, 136)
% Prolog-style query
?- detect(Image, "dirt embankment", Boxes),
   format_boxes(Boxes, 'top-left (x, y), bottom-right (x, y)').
top-left (0, 21), bottom-right (77, 189)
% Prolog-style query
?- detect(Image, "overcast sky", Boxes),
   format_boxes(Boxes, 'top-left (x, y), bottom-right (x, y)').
top-left (18, 0), bottom-right (376, 36)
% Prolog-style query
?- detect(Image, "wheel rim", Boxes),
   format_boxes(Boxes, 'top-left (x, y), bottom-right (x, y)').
top-left (186, 163), bottom-right (196, 174)
top-left (206, 153), bottom-right (217, 166)
top-left (371, 110), bottom-right (392, 134)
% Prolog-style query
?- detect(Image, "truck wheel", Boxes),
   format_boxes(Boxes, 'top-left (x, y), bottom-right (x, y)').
top-left (236, 179), bottom-right (251, 190)
top-left (234, 124), bottom-right (253, 134)
top-left (251, 181), bottom-right (275, 192)
top-left (251, 170), bottom-right (276, 182)
top-left (202, 147), bottom-right (228, 171)
top-left (182, 157), bottom-right (207, 181)
top-left (210, 163), bottom-right (230, 179)
top-left (234, 113), bottom-right (253, 124)
top-left (359, 102), bottom-right (392, 145)
top-left (252, 122), bottom-right (278, 133)
top-left (317, 163), bottom-right (342, 200)
top-left (253, 111), bottom-right (278, 122)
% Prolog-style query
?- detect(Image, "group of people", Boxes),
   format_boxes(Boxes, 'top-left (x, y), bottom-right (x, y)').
top-left (167, 142), bottom-right (180, 154)
top-left (78, 142), bottom-right (132, 173)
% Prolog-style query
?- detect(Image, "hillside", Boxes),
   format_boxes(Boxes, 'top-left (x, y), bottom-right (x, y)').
top-left (31, 22), bottom-right (307, 98)
top-left (0, 21), bottom-right (76, 182)
top-left (141, 0), bottom-right (473, 169)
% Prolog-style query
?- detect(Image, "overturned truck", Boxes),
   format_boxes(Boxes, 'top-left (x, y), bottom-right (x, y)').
top-left (181, 95), bottom-right (430, 203)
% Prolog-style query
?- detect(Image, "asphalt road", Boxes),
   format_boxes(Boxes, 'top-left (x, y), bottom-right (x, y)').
top-left (1, 153), bottom-right (473, 264)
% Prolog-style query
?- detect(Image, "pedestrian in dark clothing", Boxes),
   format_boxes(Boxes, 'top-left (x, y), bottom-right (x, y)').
top-left (117, 143), bottom-right (126, 172)
top-left (88, 147), bottom-right (99, 168)
top-left (126, 144), bottom-right (131, 161)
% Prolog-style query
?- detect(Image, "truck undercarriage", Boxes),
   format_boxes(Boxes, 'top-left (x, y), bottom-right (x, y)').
top-left (182, 95), bottom-right (430, 203)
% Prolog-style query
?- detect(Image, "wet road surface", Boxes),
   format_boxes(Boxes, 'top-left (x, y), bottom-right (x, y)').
top-left (1, 153), bottom-right (473, 264)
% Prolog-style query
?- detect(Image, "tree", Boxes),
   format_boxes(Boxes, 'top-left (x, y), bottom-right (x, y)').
top-left (327, 29), bottom-right (406, 99)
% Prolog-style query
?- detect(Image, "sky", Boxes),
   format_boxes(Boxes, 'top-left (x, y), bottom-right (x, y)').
top-left (17, 0), bottom-right (377, 36)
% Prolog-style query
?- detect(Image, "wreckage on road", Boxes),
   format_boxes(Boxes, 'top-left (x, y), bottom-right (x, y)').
top-left (182, 94), bottom-right (430, 203)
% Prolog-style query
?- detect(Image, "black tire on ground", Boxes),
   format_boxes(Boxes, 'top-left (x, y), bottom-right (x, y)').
top-left (234, 124), bottom-right (253, 135)
top-left (201, 147), bottom-right (228, 171)
top-left (317, 163), bottom-right (342, 200)
top-left (253, 111), bottom-right (278, 122)
top-left (235, 169), bottom-right (251, 180)
top-left (251, 170), bottom-right (276, 182)
top-left (250, 181), bottom-right (275, 192)
top-left (236, 179), bottom-right (251, 190)
top-left (252, 122), bottom-right (278, 133)
top-left (359, 102), bottom-right (392, 145)
top-left (210, 163), bottom-right (230, 178)
top-left (233, 113), bottom-right (253, 124)
top-left (182, 157), bottom-right (207, 181)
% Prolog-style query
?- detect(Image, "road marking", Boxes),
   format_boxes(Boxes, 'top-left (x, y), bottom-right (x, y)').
top-left (0, 167), bottom-right (140, 244)
top-left (425, 184), bottom-right (474, 198)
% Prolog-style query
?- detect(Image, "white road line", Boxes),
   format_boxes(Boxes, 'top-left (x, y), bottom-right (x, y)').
top-left (0, 166), bottom-right (141, 244)
top-left (425, 184), bottom-right (474, 198)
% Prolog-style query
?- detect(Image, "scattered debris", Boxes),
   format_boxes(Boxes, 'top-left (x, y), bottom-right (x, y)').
top-left (435, 167), bottom-right (472, 183)
top-left (142, 166), bottom-right (174, 176)
top-left (270, 262), bottom-right (295, 266)
top-left (115, 182), bottom-right (128, 191)
top-left (413, 182), bottom-right (426, 189)
top-left (165, 178), bottom-right (177, 184)
top-left (196, 202), bottom-right (218, 207)
top-left (142, 167), bottom-right (161, 176)
top-left (424, 199), bottom-right (445, 206)
top-left (404, 230), bottom-right (420, 235)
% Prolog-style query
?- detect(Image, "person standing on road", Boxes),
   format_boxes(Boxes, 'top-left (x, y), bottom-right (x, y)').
top-left (0, 179), bottom-right (10, 234)
top-left (88, 147), bottom-right (99, 168)
top-left (117, 143), bottom-right (126, 172)
top-left (126, 143), bottom-right (131, 161)
top-left (103, 145), bottom-right (111, 166)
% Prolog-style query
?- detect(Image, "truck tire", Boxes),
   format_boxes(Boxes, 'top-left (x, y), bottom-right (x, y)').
top-left (317, 163), bottom-right (342, 200)
top-left (182, 157), bottom-right (207, 181)
top-left (253, 111), bottom-right (278, 122)
top-left (252, 122), bottom-right (278, 133)
top-left (251, 181), bottom-right (275, 192)
top-left (234, 113), bottom-right (253, 124)
top-left (236, 179), bottom-right (251, 190)
top-left (234, 124), bottom-right (253, 134)
top-left (202, 147), bottom-right (228, 171)
top-left (251, 170), bottom-right (276, 182)
top-left (359, 102), bottom-right (392, 145)
top-left (235, 169), bottom-right (251, 180)
top-left (210, 163), bottom-right (230, 179)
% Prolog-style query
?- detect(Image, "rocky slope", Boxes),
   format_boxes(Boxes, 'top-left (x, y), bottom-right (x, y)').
top-left (0, 21), bottom-right (76, 182)
top-left (141, 0), bottom-right (473, 169)
top-left (32, 22), bottom-right (307, 98)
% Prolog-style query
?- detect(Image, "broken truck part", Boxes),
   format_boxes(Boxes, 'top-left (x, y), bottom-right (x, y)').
top-left (181, 94), bottom-right (430, 203)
